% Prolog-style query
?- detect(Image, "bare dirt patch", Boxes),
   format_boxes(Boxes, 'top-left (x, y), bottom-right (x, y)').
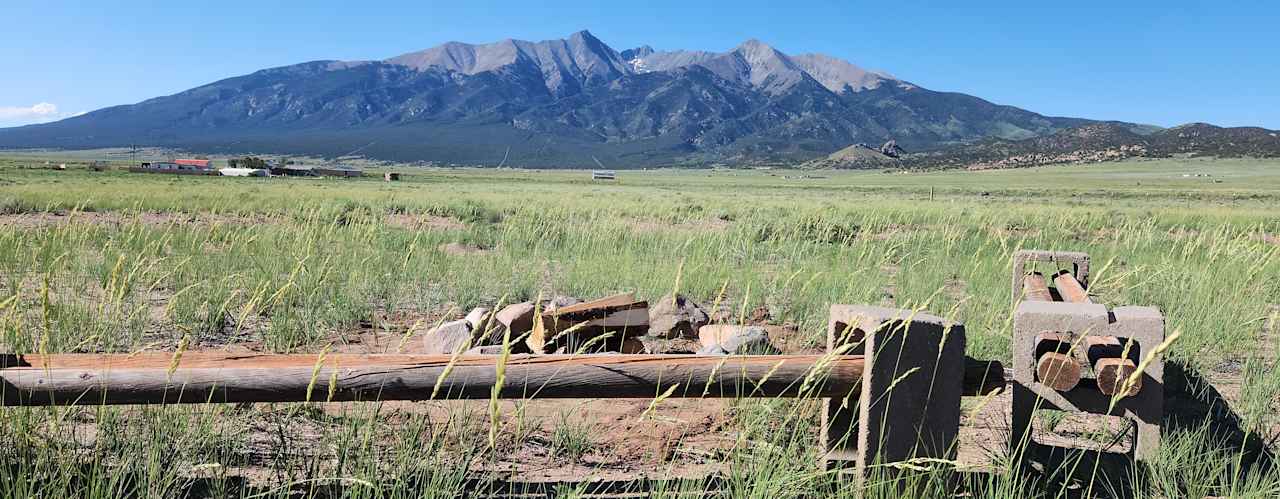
top-left (439, 242), bottom-right (493, 256)
top-left (385, 213), bottom-right (466, 231)
top-left (626, 218), bottom-right (731, 234)
top-left (989, 223), bottom-right (1042, 239)
top-left (475, 398), bottom-right (734, 482)
top-left (878, 263), bottom-right (899, 307)
top-left (861, 223), bottom-right (928, 241)
top-left (957, 390), bottom-right (1010, 471)
top-left (1258, 233), bottom-right (1280, 246)
top-left (944, 275), bottom-right (969, 301)
top-left (224, 398), bottom-right (731, 486)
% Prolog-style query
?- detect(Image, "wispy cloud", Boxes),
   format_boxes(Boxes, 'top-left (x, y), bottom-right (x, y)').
top-left (0, 102), bottom-right (85, 126)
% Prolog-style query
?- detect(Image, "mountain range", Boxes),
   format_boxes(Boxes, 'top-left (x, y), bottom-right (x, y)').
top-left (0, 30), bottom-right (1273, 167)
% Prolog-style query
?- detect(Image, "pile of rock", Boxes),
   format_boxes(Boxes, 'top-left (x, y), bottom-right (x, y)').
top-left (422, 292), bottom-right (782, 356)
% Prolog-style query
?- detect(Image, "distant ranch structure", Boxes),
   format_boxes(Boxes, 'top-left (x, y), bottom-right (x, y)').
top-left (314, 166), bottom-right (364, 177)
top-left (173, 159), bottom-right (213, 169)
top-left (130, 160), bottom-right (218, 175)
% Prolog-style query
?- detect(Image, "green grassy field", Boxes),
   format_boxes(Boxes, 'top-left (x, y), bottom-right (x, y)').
top-left (0, 157), bottom-right (1278, 497)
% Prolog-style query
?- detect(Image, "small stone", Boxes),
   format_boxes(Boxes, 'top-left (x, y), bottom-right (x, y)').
top-left (698, 325), bottom-right (735, 348)
top-left (465, 307), bottom-right (491, 330)
top-left (698, 325), bottom-right (778, 354)
top-left (465, 345), bottom-right (507, 355)
top-left (749, 305), bottom-right (770, 323)
top-left (422, 319), bottom-right (474, 355)
top-left (722, 326), bottom-right (776, 354)
top-left (648, 293), bottom-right (709, 338)
top-left (641, 337), bottom-right (702, 354)
top-left (496, 302), bottom-right (537, 333)
top-left (697, 344), bottom-right (729, 355)
top-left (466, 307), bottom-right (510, 344)
top-left (543, 295), bottom-right (581, 313)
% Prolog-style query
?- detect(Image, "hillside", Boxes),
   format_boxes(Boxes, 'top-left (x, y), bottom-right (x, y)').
top-left (899, 123), bottom-right (1280, 170)
top-left (801, 141), bottom-right (902, 168)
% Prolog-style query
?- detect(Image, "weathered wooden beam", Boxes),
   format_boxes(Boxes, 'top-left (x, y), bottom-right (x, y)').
top-left (1, 353), bottom-right (1005, 406)
top-left (1053, 271), bottom-right (1091, 303)
top-left (529, 293), bottom-right (649, 353)
top-left (1022, 272), bottom-right (1054, 302)
top-left (1, 354), bottom-right (860, 406)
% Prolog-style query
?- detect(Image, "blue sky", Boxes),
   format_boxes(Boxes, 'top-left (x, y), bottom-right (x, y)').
top-left (2, 1), bottom-right (1277, 128)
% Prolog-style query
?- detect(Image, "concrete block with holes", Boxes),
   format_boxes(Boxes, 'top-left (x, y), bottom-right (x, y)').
top-left (1011, 249), bottom-right (1091, 306)
top-left (822, 304), bottom-right (966, 479)
top-left (1011, 300), bottom-right (1165, 462)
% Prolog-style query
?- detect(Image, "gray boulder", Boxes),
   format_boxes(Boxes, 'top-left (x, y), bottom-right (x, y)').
top-left (422, 319), bottom-right (474, 355)
top-left (648, 293), bottom-right (709, 338)
top-left (464, 307), bottom-right (491, 330)
top-left (466, 307), bottom-right (509, 345)
top-left (698, 325), bottom-right (779, 354)
top-left (697, 343), bottom-right (729, 355)
top-left (722, 326), bottom-right (778, 354)
top-left (496, 302), bottom-right (537, 333)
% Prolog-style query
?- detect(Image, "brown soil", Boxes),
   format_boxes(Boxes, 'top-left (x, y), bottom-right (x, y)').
top-left (385, 213), bottom-right (466, 231)
top-left (861, 223), bottom-right (927, 241)
top-left (989, 223), bottom-right (1042, 239)
top-left (439, 242), bottom-right (492, 256)
top-left (626, 218), bottom-right (731, 234)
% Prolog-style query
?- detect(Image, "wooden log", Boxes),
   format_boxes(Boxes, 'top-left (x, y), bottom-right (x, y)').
top-left (1033, 332), bottom-right (1081, 391)
top-left (1022, 272), bottom-right (1054, 302)
top-left (0, 353), bottom-right (1005, 406)
top-left (1084, 336), bottom-right (1142, 397)
top-left (1, 354), bottom-right (861, 406)
top-left (1053, 271), bottom-right (1091, 303)
top-left (1036, 352), bottom-right (1082, 391)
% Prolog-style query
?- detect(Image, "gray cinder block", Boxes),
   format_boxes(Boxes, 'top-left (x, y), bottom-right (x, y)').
top-left (1011, 301), bottom-right (1164, 462)
top-left (822, 305), bottom-right (966, 480)
top-left (1011, 250), bottom-right (1091, 307)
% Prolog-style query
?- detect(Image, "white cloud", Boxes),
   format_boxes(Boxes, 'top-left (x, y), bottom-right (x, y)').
top-left (0, 102), bottom-right (83, 126)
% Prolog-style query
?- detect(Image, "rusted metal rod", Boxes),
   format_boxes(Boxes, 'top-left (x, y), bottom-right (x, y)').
top-left (1053, 271), bottom-right (1091, 303)
top-left (1083, 336), bottom-right (1142, 397)
top-left (1, 353), bottom-right (1004, 407)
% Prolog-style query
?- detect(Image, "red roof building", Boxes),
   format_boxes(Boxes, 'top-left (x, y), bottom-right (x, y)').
top-left (174, 159), bottom-right (212, 168)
